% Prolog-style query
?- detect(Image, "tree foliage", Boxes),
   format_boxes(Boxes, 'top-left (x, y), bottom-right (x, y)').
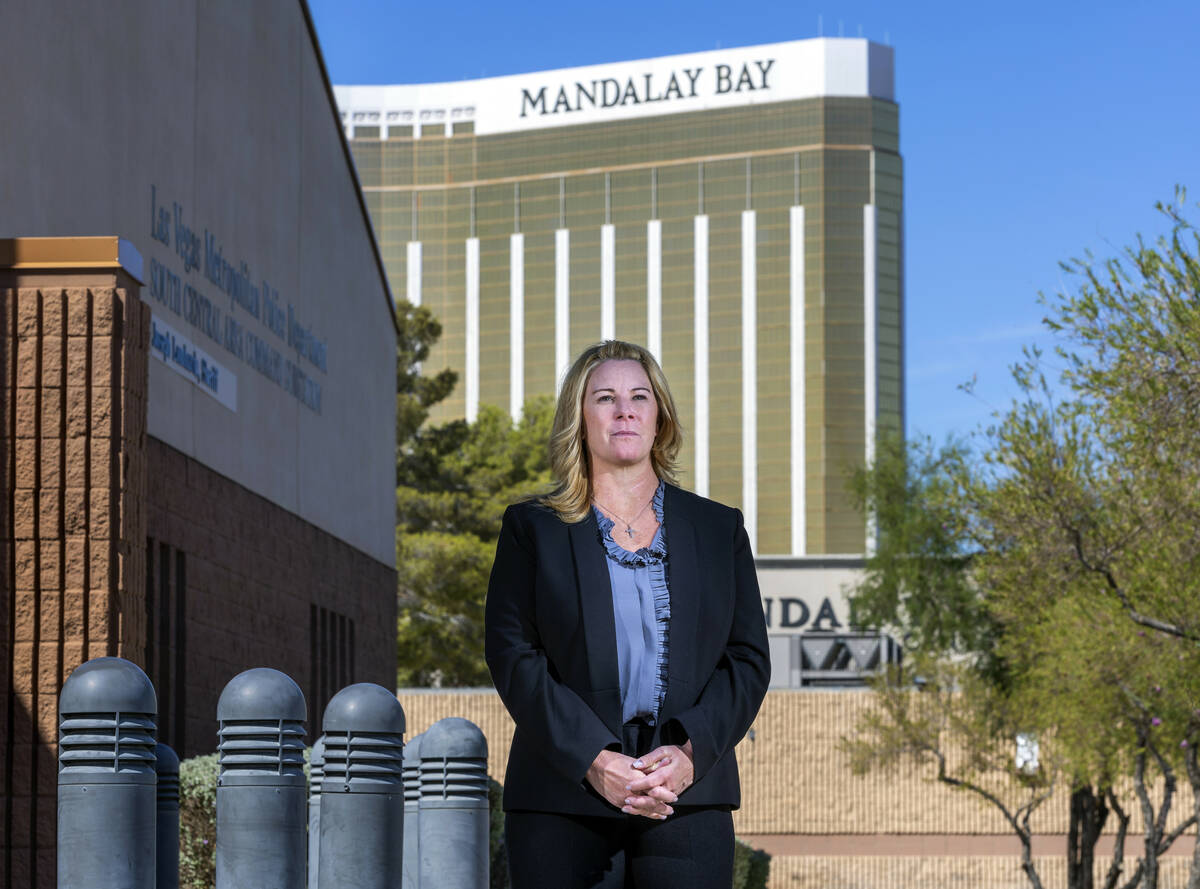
top-left (847, 430), bottom-right (993, 662)
top-left (396, 400), bottom-right (554, 687)
top-left (846, 192), bottom-right (1200, 889)
top-left (393, 302), bottom-right (553, 686)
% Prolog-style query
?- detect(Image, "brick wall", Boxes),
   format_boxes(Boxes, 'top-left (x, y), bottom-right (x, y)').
top-left (146, 437), bottom-right (397, 757)
top-left (2, 273), bottom-right (148, 889)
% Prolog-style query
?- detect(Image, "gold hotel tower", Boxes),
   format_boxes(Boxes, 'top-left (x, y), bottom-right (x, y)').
top-left (335, 37), bottom-right (902, 559)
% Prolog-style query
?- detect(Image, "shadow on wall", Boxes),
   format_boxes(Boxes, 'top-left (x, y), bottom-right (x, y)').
top-left (2, 290), bottom-right (57, 889)
top-left (1, 698), bottom-right (54, 888)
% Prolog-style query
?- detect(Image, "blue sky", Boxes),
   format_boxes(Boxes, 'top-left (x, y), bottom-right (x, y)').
top-left (308, 0), bottom-right (1200, 444)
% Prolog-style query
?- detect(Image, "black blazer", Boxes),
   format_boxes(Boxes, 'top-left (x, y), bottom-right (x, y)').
top-left (484, 483), bottom-right (771, 816)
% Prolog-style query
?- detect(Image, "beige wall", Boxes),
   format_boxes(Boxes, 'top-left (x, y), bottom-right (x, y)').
top-left (0, 0), bottom-right (396, 565)
top-left (399, 688), bottom-right (1200, 889)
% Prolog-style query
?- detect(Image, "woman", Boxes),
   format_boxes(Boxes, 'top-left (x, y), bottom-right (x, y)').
top-left (485, 340), bottom-right (770, 889)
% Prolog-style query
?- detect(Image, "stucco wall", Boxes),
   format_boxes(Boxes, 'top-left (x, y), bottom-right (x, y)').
top-left (0, 0), bottom-right (396, 565)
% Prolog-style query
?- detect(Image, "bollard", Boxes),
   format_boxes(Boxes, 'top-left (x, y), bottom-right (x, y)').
top-left (318, 683), bottom-right (406, 889)
top-left (57, 657), bottom-right (158, 889)
top-left (215, 668), bottom-right (307, 889)
top-left (155, 743), bottom-right (180, 889)
top-left (402, 731), bottom-right (424, 889)
top-left (308, 736), bottom-right (325, 889)
top-left (419, 718), bottom-right (489, 889)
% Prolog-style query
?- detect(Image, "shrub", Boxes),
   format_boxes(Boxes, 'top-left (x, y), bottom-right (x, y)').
top-left (488, 777), bottom-right (509, 889)
top-left (178, 753), bottom-right (218, 889)
top-left (733, 837), bottom-right (771, 889)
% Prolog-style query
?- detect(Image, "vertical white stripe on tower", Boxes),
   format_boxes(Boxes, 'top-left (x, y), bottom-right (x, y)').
top-left (555, 228), bottom-right (570, 393)
top-left (406, 241), bottom-right (422, 306)
top-left (790, 206), bottom-right (806, 556)
top-left (465, 237), bottom-right (480, 423)
top-left (646, 219), bottom-right (662, 362)
top-left (693, 214), bottom-right (710, 498)
top-left (601, 223), bottom-right (616, 340)
top-left (510, 233), bottom-right (525, 422)
top-left (863, 204), bottom-right (878, 555)
top-left (741, 210), bottom-right (757, 552)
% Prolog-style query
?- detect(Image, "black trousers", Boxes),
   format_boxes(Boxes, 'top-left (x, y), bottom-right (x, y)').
top-left (505, 806), bottom-right (735, 889)
top-left (505, 718), bottom-right (734, 888)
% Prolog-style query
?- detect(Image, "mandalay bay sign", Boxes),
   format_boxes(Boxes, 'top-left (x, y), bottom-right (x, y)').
top-left (334, 39), bottom-right (893, 137)
top-left (519, 59), bottom-right (776, 118)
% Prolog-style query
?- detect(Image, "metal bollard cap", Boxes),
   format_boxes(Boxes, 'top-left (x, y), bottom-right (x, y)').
top-left (154, 742), bottom-right (180, 775)
top-left (217, 667), bottom-right (306, 722)
top-left (322, 683), bottom-right (405, 735)
top-left (403, 731), bottom-right (423, 765)
top-left (310, 736), bottom-right (325, 794)
top-left (156, 743), bottom-right (180, 806)
top-left (420, 717), bottom-right (487, 759)
top-left (59, 657), bottom-right (157, 716)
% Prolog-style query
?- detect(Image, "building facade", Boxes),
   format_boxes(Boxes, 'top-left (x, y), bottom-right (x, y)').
top-left (0, 3), bottom-right (397, 886)
top-left (336, 37), bottom-right (902, 673)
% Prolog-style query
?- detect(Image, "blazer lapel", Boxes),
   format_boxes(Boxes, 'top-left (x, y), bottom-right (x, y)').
top-left (568, 515), bottom-right (620, 701)
top-left (661, 484), bottom-right (700, 717)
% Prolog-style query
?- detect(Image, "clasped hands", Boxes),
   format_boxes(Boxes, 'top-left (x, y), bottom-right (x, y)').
top-left (586, 741), bottom-right (694, 820)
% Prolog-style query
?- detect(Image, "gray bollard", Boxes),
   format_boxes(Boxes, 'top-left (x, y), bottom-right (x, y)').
top-left (418, 718), bottom-right (489, 889)
top-left (155, 743), bottom-right (180, 889)
top-left (215, 668), bottom-right (307, 889)
top-left (318, 683), bottom-right (406, 889)
top-left (402, 731), bottom-right (424, 889)
top-left (57, 656), bottom-right (158, 889)
top-left (308, 736), bottom-right (325, 889)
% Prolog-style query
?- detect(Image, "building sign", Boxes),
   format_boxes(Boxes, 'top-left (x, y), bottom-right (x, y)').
top-left (146, 185), bottom-right (326, 415)
top-left (756, 559), bottom-right (860, 635)
top-left (518, 59), bottom-right (775, 119)
top-left (334, 38), bottom-right (894, 137)
top-left (762, 595), bottom-right (846, 632)
top-left (150, 313), bottom-right (237, 412)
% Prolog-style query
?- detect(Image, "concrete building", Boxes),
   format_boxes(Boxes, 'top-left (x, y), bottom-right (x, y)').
top-left (335, 38), bottom-right (903, 681)
top-left (0, 3), bottom-right (397, 885)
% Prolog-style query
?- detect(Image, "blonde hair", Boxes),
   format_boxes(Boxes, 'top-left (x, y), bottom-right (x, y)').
top-left (542, 341), bottom-right (682, 522)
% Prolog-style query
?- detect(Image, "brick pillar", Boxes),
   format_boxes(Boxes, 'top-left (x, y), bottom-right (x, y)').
top-left (0, 237), bottom-right (149, 889)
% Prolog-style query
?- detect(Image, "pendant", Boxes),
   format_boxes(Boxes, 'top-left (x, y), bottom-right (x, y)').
top-left (625, 526), bottom-right (636, 538)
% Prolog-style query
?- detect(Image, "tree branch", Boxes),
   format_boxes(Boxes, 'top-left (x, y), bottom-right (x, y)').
top-left (1067, 526), bottom-right (1199, 640)
top-left (1102, 789), bottom-right (1132, 889)
top-left (934, 755), bottom-right (1048, 889)
top-left (1147, 738), bottom-right (1178, 844)
top-left (1158, 813), bottom-right (1196, 857)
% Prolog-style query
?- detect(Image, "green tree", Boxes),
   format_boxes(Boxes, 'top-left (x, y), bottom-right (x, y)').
top-left (396, 399), bottom-right (554, 687)
top-left (847, 193), bottom-right (1200, 889)
top-left (396, 302), bottom-right (457, 445)
top-left (847, 430), bottom-right (992, 662)
top-left (969, 190), bottom-right (1200, 888)
top-left (841, 656), bottom-right (1054, 889)
top-left (845, 433), bottom-right (1061, 889)
top-left (391, 300), bottom-right (554, 687)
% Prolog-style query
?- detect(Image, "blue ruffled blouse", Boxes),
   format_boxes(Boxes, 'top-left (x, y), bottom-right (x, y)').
top-left (593, 481), bottom-right (670, 725)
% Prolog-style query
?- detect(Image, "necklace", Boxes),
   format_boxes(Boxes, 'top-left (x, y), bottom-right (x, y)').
top-left (593, 492), bottom-right (656, 539)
